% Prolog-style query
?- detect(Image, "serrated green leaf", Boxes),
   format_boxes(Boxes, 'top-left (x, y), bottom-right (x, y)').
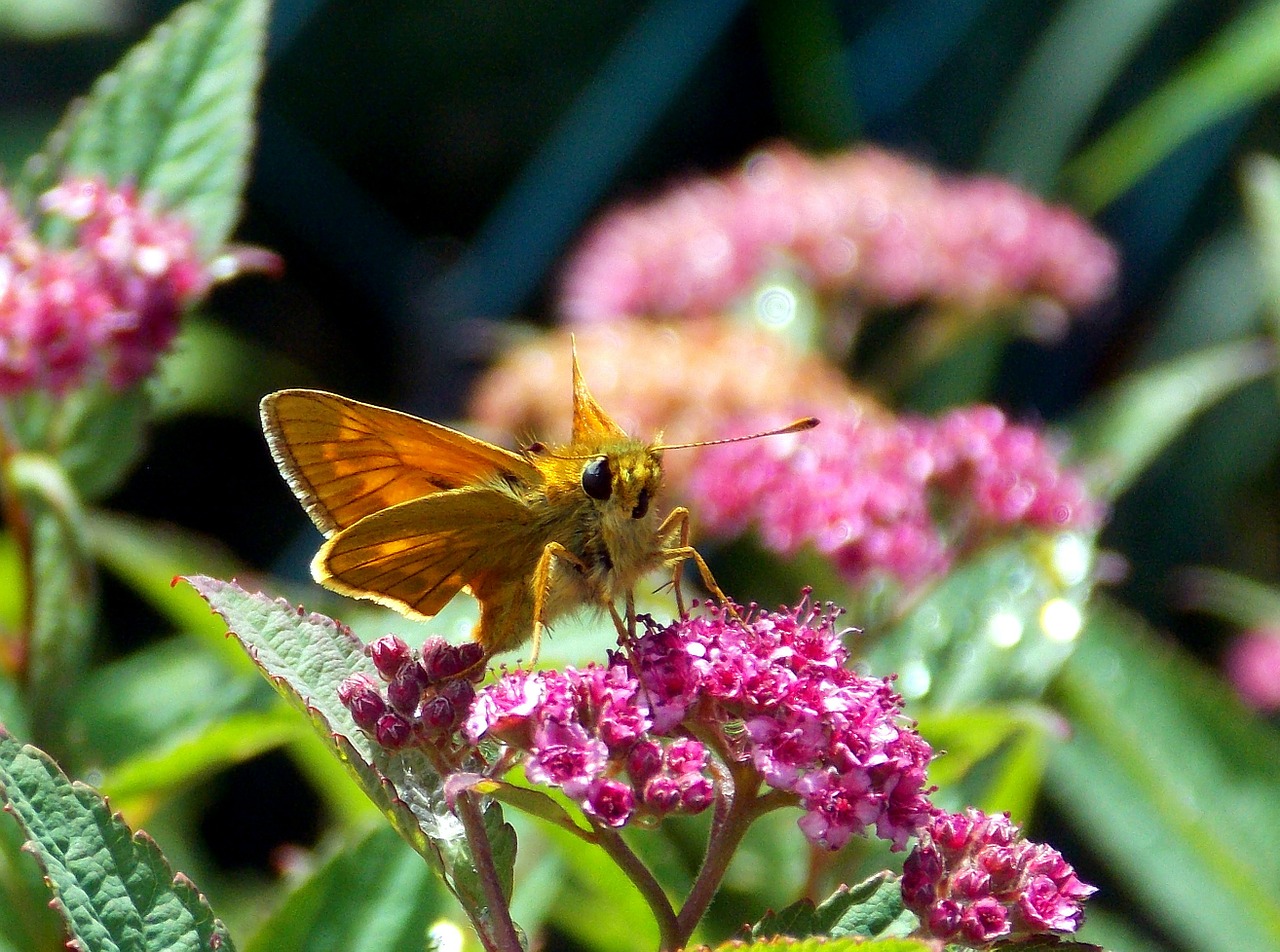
top-left (1047, 598), bottom-right (1280, 952)
top-left (701, 937), bottom-right (932, 951)
top-left (19, 0), bottom-right (269, 255)
top-left (0, 794), bottom-right (65, 952)
top-left (181, 576), bottom-right (516, 935)
top-left (1064, 0), bottom-right (1280, 213)
top-left (862, 531), bottom-right (1095, 711)
top-left (0, 730), bottom-right (235, 951)
top-left (244, 824), bottom-right (449, 952)
top-left (752, 873), bottom-right (912, 940)
top-left (1067, 338), bottom-right (1273, 499)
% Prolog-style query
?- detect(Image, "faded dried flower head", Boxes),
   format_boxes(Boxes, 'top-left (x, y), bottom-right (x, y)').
top-left (468, 322), bottom-right (873, 488)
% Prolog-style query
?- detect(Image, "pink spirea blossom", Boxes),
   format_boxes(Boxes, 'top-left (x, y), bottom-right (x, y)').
top-left (633, 599), bottom-right (934, 850)
top-left (460, 599), bottom-right (933, 848)
top-left (560, 143), bottom-right (1117, 323)
top-left (1223, 627), bottom-right (1280, 712)
top-left (465, 662), bottom-right (711, 828)
top-left (901, 807), bottom-right (1096, 945)
top-left (0, 178), bottom-right (221, 394)
top-left (688, 405), bottom-right (1101, 586)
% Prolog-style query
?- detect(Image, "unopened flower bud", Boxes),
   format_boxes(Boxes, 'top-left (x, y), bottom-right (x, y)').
top-left (642, 775), bottom-right (681, 813)
top-left (627, 740), bottom-right (663, 783)
top-left (419, 695), bottom-right (456, 733)
top-left (368, 635), bottom-right (412, 680)
top-left (343, 679), bottom-right (387, 730)
top-left (678, 775), bottom-right (714, 813)
top-left (375, 711), bottom-right (412, 749)
top-left (387, 662), bottom-right (428, 714)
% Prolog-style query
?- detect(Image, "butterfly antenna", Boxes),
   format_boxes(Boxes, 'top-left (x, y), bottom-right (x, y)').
top-left (654, 417), bottom-right (819, 452)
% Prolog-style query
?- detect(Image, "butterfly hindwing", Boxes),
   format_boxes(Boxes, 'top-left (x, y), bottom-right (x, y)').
top-left (314, 486), bottom-right (545, 620)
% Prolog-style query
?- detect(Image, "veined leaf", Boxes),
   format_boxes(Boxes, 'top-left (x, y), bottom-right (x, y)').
top-left (1048, 598), bottom-right (1280, 952)
top-left (19, 0), bottom-right (269, 255)
top-left (0, 730), bottom-right (235, 951)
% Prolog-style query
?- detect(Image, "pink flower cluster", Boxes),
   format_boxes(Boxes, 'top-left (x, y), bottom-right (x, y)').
top-left (688, 405), bottom-right (1101, 586)
top-left (0, 178), bottom-right (210, 394)
top-left (901, 808), bottom-right (1096, 945)
top-left (560, 143), bottom-right (1117, 322)
top-left (339, 634), bottom-right (483, 749)
top-left (465, 662), bottom-right (714, 828)
top-left (633, 599), bottom-right (934, 850)
top-left (1223, 627), bottom-right (1280, 712)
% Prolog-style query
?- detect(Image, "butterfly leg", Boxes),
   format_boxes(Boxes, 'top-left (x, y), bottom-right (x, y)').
top-left (657, 507), bottom-right (731, 616)
top-left (530, 541), bottom-right (592, 666)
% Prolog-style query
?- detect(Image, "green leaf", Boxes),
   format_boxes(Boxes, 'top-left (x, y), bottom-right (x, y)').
top-left (19, 0), bottom-right (270, 255)
top-left (861, 531), bottom-right (1096, 711)
top-left (1177, 565), bottom-right (1280, 628)
top-left (152, 318), bottom-right (311, 421)
top-left (1047, 598), bottom-right (1280, 952)
top-left (915, 704), bottom-right (1058, 821)
top-left (981, 0), bottom-right (1174, 189)
top-left (750, 873), bottom-right (913, 940)
top-left (460, 775), bottom-right (591, 839)
top-left (6, 453), bottom-right (96, 741)
top-left (0, 0), bottom-right (117, 41)
top-left (100, 708), bottom-right (306, 808)
top-left (0, 729), bottom-right (235, 951)
top-left (0, 792), bottom-right (65, 952)
top-left (1063, 0), bottom-right (1280, 213)
top-left (45, 386), bottom-right (149, 502)
top-left (86, 510), bottom-right (251, 661)
top-left (703, 937), bottom-right (932, 951)
top-left (66, 634), bottom-right (272, 767)
top-left (1241, 153), bottom-right (1280, 364)
top-left (244, 824), bottom-right (448, 952)
top-left (1067, 338), bottom-right (1273, 499)
top-left (181, 576), bottom-right (515, 932)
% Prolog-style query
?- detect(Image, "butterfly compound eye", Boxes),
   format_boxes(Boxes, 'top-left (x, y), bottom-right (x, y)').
top-left (581, 457), bottom-right (612, 500)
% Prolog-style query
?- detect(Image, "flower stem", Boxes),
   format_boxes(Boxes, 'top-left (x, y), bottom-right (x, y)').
top-left (595, 829), bottom-right (680, 950)
top-left (455, 792), bottom-right (524, 952)
top-left (673, 762), bottom-right (760, 944)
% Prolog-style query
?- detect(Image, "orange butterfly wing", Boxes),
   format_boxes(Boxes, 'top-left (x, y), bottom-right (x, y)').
top-left (260, 389), bottom-right (541, 535)
top-left (314, 487), bottom-right (545, 622)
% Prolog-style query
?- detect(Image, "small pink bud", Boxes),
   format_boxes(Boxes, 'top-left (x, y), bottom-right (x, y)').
top-left (368, 635), bottom-right (412, 679)
top-left (387, 662), bottom-right (428, 714)
top-left (375, 711), bottom-right (412, 749)
top-left (419, 695), bottom-right (456, 733)
top-left (344, 681), bottom-right (387, 730)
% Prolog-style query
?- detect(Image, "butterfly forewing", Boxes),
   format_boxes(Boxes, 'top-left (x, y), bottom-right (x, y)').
top-left (261, 389), bottom-right (541, 535)
top-left (315, 487), bottom-right (543, 620)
